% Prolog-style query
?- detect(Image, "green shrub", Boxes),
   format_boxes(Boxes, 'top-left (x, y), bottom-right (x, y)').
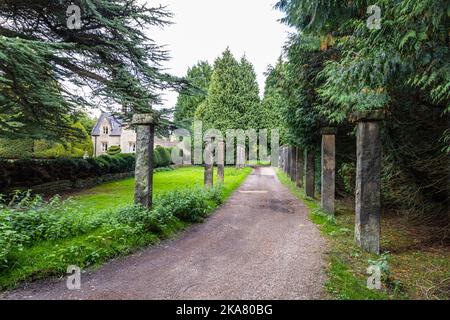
top-left (338, 163), bottom-right (356, 195)
top-left (114, 205), bottom-right (170, 234)
top-left (0, 148), bottom-right (171, 193)
top-left (0, 186), bottom-right (223, 270)
top-left (153, 148), bottom-right (162, 167)
top-left (0, 192), bottom-right (109, 267)
top-left (155, 187), bottom-right (222, 223)
top-left (155, 146), bottom-right (172, 167)
top-left (106, 146), bottom-right (121, 156)
top-left (0, 139), bottom-right (34, 159)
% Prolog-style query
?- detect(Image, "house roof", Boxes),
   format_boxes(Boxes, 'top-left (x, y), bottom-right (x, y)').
top-left (91, 112), bottom-right (123, 136)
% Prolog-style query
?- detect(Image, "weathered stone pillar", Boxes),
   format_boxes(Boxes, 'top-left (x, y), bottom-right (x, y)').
top-left (291, 146), bottom-right (297, 182)
top-left (305, 149), bottom-right (315, 198)
top-left (283, 147), bottom-right (288, 173)
top-left (287, 146), bottom-right (291, 176)
top-left (296, 147), bottom-right (304, 188)
top-left (217, 141), bottom-right (225, 183)
top-left (355, 111), bottom-right (384, 254)
top-left (132, 114), bottom-right (155, 208)
top-left (320, 127), bottom-right (337, 215)
top-left (278, 146), bottom-right (283, 169)
top-left (236, 144), bottom-right (245, 169)
top-left (204, 145), bottom-right (214, 188)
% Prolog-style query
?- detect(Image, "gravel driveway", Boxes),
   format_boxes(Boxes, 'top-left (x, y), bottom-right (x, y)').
top-left (3, 167), bottom-right (327, 300)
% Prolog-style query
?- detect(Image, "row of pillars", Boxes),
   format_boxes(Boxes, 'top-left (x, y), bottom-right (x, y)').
top-left (203, 142), bottom-right (225, 188)
top-left (279, 111), bottom-right (383, 254)
top-left (132, 113), bottom-right (228, 210)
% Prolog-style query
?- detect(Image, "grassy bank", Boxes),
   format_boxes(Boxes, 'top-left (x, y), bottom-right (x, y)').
top-left (276, 169), bottom-right (449, 300)
top-left (0, 166), bottom-right (252, 290)
top-left (68, 166), bottom-right (249, 212)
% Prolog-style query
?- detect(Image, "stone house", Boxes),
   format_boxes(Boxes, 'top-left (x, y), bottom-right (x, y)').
top-left (91, 112), bottom-right (176, 157)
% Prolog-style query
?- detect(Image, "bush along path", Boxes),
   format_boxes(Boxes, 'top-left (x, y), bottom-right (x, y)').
top-left (3, 167), bottom-right (326, 300)
top-left (0, 167), bottom-right (251, 291)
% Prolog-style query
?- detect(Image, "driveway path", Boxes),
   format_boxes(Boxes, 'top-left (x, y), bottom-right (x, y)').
top-left (4, 167), bottom-right (327, 300)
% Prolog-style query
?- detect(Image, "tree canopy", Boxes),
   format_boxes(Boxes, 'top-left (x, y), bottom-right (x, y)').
top-left (275, 0), bottom-right (449, 223)
top-left (174, 61), bottom-right (213, 125)
top-left (197, 49), bottom-right (261, 132)
top-left (0, 0), bottom-right (184, 140)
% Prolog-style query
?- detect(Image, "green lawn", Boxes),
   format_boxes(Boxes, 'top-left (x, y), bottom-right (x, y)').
top-left (69, 166), bottom-right (252, 212)
top-left (0, 166), bottom-right (252, 290)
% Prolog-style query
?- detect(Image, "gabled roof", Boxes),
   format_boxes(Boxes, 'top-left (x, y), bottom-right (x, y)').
top-left (91, 112), bottom-right (123, 136)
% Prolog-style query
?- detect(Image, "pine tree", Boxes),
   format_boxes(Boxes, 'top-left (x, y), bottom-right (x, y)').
top-left (237, 56), bottom-right (261, 130)
top-left (174, 61), bottom-right (213, 125)
top-left (260, 60), bottom-right (287, 142)
top-left (199, 49), bottom-right (244, 132)
top-left (200, 49), bottom-right (261, 132)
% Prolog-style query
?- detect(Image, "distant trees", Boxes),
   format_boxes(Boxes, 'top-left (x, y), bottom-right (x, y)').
top-left (193, 49), bottom-right (261, 131)
top-left (0, 121), bottom-right (93, 159)
top-left (260, 60), bottom-right (288, 144)
top-left (174, 61), bottom-right (213, 125)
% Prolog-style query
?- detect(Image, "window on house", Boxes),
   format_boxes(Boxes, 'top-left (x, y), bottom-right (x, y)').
top-left (103, 126), bottom-right (109, 134)
top-left (101, 142), bottom-right (108, 152)
top-left (129, 142), bottom-right (136, 153)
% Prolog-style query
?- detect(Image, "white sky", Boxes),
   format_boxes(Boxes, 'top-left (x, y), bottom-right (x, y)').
top-left (150, 0), bottom-right (292, 110)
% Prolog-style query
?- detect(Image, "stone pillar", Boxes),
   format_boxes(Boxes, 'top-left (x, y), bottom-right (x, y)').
top-left (320, 127), bottom-right (337, 215)
top-left (355, 111), bottom-right (384, 254)
top-left (291, 146), bottom-right (297, 182)
top-left (287, 146), bottom-right (291, 176)
top-left (132, 114), bottom-right (155, 208)
top-left (204, 145), bottom-right (214, 188)
top-left (217, 141), bottom-right (225, 183)
top-left (278, 146), bottom-right (283, 169)
top-left (236, 144), bottom-right (245, 169)
top-left (305, 149), bottom-right (315, 198)
top-left (296, 147), bottom-right (304, 188)
top-left (285, 147), bottom-right (289, 174)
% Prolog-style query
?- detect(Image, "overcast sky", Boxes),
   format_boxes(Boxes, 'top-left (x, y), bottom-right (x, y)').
top-left (150, 0), bottom-right (292, 110)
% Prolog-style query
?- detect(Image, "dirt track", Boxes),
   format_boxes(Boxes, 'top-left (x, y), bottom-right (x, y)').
top-left (3, 167), bottom-right (327, 300)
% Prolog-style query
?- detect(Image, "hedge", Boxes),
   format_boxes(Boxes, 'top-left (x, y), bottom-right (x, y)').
top-left (0, 147), bottom-right (173, 193)
top-left (154, 145), bottom-right (172, 167)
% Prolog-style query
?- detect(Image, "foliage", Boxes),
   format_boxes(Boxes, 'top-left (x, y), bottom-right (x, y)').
top-left (0, 167), bottom-right (252, 288)
top-left (237, 56), bottom-right (262, 129)
top-left (154, 146), bottom-right (172, 167)
top-left (174, 61), bottom-right (213, 125)
top-left (67, 166), bottom-right (252, 213)
top-left (78, 113), bottom-right (97, 134)
top-left (0, 154), bottom-right (134, 191)
top-left (0, 138), bottom-right (34, 159)
top-left (106, 146), bottom-right (121, 156)
top-left (0, 187), bottom-right (222, 269)
top-left (154, 187), bottom-right (222, 223)
top-left (260, 59), bottom-right (288, 143)
top-left (0, 0), bottom-right (185, 140)
top-left (0, 146), bottom-right (175, 192)
top-left (198, 49), bottom-right (261, 131)
top-left (0, 121), bottom-right (93, 159)
top-left (275, 0), bottom-right (450, 224)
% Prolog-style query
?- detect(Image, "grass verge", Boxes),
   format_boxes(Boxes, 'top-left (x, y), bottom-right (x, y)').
top-left (0, 166), bottom-right (252, 290)
top-left (276, 169), bottom-right (449, 300)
